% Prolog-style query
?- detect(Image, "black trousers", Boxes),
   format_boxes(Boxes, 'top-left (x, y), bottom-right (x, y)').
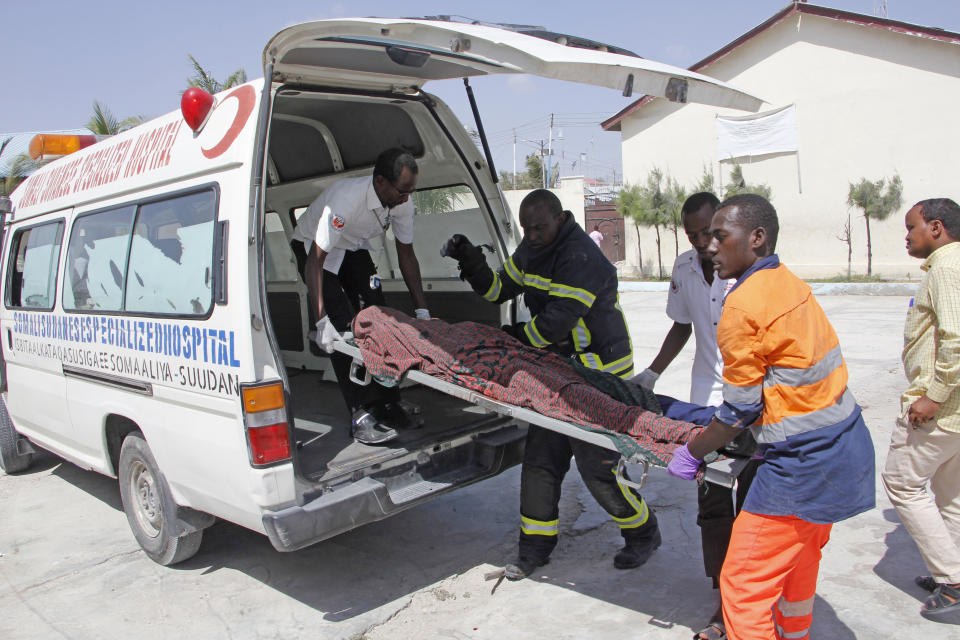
top-left (518, 425), bottom-right (654, 560)
top-left (697, 458), bottom-right (762, 586)
top-left (294, 242), bottom-right (399, 416)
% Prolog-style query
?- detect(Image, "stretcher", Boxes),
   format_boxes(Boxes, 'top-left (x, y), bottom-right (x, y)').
top-left (332, 339), bottom-right (748, 489)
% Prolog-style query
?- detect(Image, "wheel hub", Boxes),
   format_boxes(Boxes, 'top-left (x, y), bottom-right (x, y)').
top-left (129, 460), bottom-right (162, 538)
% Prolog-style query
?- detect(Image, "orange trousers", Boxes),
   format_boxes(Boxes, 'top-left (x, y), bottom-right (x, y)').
top-left (719, 510), bottom-right (832, 640)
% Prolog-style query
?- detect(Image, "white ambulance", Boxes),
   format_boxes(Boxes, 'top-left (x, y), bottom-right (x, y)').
top-left (0, 18), bottom-right (759, 564)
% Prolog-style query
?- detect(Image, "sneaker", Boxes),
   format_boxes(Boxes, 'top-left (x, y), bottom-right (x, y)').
top-left (614, 525), bottom-right (662, 570)
top-left (504, 556), bottom-right (550, 581)
top-left (351, 409), bottom-right (397, 445)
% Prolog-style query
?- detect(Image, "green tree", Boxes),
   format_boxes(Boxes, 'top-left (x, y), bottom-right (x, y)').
top-left (2, 153), bottom-right (41, 195)
top-left (616, 167), bottom-right (670, 278)
top-left (186, 54), bottom-right (247, 94)
top-left (86, 101), bottom-right (144, 135)
top-left (695, 165), bottom-right (715, 194)
top-left (615, 183), bottom-right (645, 276)
top-left (412, 186), bottom-right (470, 214)
top-left (664, 176), bottom-right (687, 258)
top-left (723, 161), bottom-right (772, 200)
top-left (1, 138), bottom-right (43, 196)
top-left (499, 154), bottom-right (557, 190)
top-left (847, 174), bottom-right (903, 276)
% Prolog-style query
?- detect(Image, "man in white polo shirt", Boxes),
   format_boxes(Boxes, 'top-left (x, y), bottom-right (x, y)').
top-left (633, 191), bottom-right (759, 640)
top-left (635, 192), bottom-right (731, 404)
top-left (292, 147), bottom-right (429, 445)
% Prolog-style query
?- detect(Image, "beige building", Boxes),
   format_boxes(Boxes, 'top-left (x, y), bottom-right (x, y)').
top-left (603, 2), bottom-right (960, 279)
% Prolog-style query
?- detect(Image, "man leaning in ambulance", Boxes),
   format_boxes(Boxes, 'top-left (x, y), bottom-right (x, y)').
top-left (292, 147), bottom-right (429, 445)
top-left (443, 189), bottom-right (661, 580)
top-left (667, 194), bottom-right (875, 639)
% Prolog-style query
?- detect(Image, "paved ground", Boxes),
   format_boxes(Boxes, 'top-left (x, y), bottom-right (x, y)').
top-left (2, 292), bottom-right (958, 639)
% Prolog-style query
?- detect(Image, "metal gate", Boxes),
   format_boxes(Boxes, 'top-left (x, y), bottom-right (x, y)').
top-left (584, 203), bottom-right (625, 263)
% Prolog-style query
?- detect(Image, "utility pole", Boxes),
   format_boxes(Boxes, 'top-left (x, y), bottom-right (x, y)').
top-left (546, 113), bottom-right (554, 189)
top-left (512, 129), bottom-right (517, 190)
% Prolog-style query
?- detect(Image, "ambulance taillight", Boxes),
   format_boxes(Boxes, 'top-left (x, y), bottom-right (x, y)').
top-left (29, 134), bottom-right (100, 160)
top-left (240, 382), bottom-right (293, 466)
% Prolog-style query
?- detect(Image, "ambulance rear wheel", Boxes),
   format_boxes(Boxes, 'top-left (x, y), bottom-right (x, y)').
top-left (118, 433), bottom-right (202, 565)
top-left (0, 396), bottom-right (33, 474)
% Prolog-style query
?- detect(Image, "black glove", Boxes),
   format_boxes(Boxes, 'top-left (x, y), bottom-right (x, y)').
top-left (442, 234), bottom-right (486, 279)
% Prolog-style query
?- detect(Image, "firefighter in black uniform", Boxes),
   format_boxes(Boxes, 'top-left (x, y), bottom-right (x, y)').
top-left (443, 189), bottom-right (661, 580)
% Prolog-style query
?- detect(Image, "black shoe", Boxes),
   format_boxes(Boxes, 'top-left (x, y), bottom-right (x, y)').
top-left (917, 575), bottom-right (938, 592)
top-left (614, 525), bottom-right (662, 570)
top-left (504, 556), bottom-right (550, 581)
top-left (351, 409), bottom-right (397, 445)
top-left (376, 401), bottom-right (423, 430)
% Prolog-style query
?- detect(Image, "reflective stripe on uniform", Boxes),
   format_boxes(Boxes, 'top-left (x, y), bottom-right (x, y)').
top-left (610, 469), bottom-right (650, 529)
top-left (504, 256), bottom-right (523, 285)
top-left (579, 351), bottom-right (634, 379)
top-left (752, 388), bottom-right (858, 444)
top-left (723, 382), bottom-right (763, 404)
top-left (520, 515), bottom-right (559, 536)
top-left (776, 595), bottom-right (815, 617)
top-left (773, 623), bottom-right (809, 640)
top-left (548, 282), bottom-right (596, 308)
top-left (524, 318), bottom-right (551, 348)
top-left (483, 272), bottom-right (502, 301)
top-left (571, 318), bottom-right (591, 351)
top-left (524, 272), bottom-right (551, 291)
top-left (764, 344), bottom-right (844, 389)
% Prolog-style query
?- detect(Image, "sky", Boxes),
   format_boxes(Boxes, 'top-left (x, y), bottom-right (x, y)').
top-left (4, 1), bottom-right (959, 183)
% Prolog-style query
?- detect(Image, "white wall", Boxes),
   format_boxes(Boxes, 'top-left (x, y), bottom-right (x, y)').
top-left (618, 13), bottom-right (960, 279)
top-left (501, 175), bottom-right (586, 232)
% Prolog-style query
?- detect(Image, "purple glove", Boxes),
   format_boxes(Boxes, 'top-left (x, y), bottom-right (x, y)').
top-left (667, 444), bottom-right (703, 480)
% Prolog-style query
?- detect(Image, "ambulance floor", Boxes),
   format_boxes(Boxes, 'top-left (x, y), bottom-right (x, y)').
top-left (286, 370), bottom-right (510, 483)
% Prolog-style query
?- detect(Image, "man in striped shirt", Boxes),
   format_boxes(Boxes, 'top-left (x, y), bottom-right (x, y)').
top-left (882, 198), bottom-right (960, 619)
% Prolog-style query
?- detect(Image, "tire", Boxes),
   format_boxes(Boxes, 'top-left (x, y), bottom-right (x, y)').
top-left (0, 395), bottom-right (33, 474)
top-left (118, 433), bottom-right (202, 565)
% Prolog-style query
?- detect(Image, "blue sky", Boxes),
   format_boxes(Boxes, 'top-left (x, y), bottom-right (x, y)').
top-left (4, 1), bottom-right (958, 181)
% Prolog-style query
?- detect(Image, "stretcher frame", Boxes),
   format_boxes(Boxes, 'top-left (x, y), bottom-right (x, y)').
top-left (333, 340), bottom-right (745, 488)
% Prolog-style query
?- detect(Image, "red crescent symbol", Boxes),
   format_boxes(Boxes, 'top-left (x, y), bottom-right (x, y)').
top-left (201, 85), bottom-right (256, 159)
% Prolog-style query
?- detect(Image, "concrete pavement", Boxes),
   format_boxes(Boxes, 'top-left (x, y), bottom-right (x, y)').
top-left (2, 292), bottom-right (957, 639)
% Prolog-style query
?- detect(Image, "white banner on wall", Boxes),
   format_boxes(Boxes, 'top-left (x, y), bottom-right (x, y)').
top-left (716, 103), bottom-right (798, 160)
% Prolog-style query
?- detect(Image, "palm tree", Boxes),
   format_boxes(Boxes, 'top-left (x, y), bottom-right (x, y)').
top-left (2, 152), bottom-right (42, 196)
top-left (847, 174), bottom-right (902, 276)
top-left (187, 55), bottom-right (247, 94)
top-left (412, 186), bottom-right (469, 214)
top-left (86, 101), bottom-right (144, 135)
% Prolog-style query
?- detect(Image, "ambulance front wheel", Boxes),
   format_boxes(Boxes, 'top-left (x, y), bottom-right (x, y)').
top-left (118, 433), bottom-right (202, 565)
top-left (0, 396), bottom-right (33, 474)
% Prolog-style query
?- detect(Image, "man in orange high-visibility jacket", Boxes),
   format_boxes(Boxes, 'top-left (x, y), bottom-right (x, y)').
top-left (666, 194), bottom-right (875, 640)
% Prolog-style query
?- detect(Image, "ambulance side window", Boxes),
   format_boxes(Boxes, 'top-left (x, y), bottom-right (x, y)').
top-left (4, 221), bottom-right (64, 310)
top-left (64, 206), bottom-right (136, 312)
top-left (125, 190), bottom-right (216, 316)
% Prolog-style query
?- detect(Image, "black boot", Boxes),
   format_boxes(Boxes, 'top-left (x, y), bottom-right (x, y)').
top-left (504, 555), bottom-right (550, 581)
top-left (614, 515), bottom-right (661, 570)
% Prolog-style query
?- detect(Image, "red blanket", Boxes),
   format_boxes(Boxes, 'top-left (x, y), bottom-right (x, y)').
top-left (351, 307), bottom-right (702, 465)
